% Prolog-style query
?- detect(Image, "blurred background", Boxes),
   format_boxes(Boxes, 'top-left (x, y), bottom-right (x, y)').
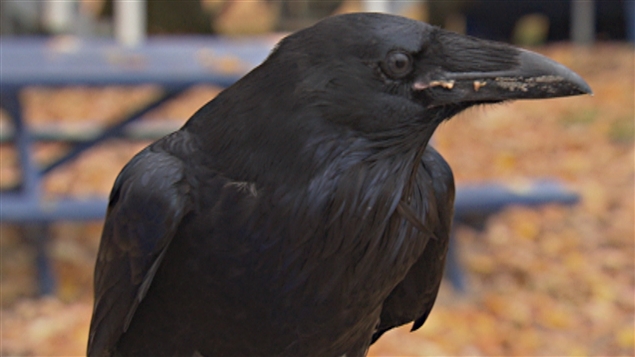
top-left (0, 0), bottom-right (633, 355)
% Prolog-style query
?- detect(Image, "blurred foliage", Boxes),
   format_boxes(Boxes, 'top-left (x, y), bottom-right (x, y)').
top-left (100, 0), bottom-right (215, 34)
top-left (609, 116), bottom-right (635, 144)
top-left (95, 0), bottom-right (429, 35)
top-left (512, 13), bottom-right (550, 46)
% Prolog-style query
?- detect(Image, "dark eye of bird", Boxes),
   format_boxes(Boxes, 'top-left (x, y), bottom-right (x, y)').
top-left (383, 50), bottom-right (413, 79)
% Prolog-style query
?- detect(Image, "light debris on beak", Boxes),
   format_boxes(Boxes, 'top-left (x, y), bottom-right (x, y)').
top-left (494, 77), bottom-right (529, 92)
top-left (413, 80), bottom-right (455, 91)
top-left (429, 80), bottom-right (455, 89)
top-left (473, 80), bottom-right (487, 91)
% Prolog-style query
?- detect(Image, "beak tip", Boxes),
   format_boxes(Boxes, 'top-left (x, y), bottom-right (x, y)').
top-left (562, 67), bottom-right (593, 96)
top-left (580, 83), bottom-right (594, 96)
top-left (518, 49), bottom-right (592, 98)
top-left (571, 78), bottom-right (593, 97)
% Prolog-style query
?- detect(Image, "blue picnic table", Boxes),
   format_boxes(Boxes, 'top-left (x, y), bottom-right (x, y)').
top-left (0, 36), bottom-right (579, 294)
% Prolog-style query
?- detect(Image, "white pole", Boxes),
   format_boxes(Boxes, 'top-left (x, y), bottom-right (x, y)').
top-left (571, 0), bottom-right (595, 45)
top-left (115, 0), bottom-right (146, 47)
top-left (44, 1), bottom-right (75, 33)
top-left (363, 0), bottom-right (390, 14)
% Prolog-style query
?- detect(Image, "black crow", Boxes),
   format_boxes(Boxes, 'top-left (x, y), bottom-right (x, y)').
top-left (88, 13), bottom-right (591, 357)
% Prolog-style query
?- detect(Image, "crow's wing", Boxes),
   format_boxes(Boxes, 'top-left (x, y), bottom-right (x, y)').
top-left (372, 146), bottom-right (455, 343)
top-left (87, 145), bottom-right (194, 357)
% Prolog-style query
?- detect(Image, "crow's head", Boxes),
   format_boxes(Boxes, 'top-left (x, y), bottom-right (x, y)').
top-left (190, 13), bottom-right (591, 181)
top-left (266, 13), bottom-right (591, 138)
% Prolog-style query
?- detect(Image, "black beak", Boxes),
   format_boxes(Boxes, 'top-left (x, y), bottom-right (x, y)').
top-left (414, 35), bottom-right (592, 107)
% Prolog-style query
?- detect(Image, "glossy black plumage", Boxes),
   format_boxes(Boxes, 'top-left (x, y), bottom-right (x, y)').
top-left (88, 13), bottom-right (590, 357)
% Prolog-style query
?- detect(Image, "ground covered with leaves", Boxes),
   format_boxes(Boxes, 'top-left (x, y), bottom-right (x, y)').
top-left (1, 44), bottom-right (633, 356)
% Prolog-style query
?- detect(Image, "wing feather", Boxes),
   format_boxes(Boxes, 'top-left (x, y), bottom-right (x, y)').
top-left (372, 146), bottom-right (455, 343)
top-left (87, 146), bottom-right (193, 357)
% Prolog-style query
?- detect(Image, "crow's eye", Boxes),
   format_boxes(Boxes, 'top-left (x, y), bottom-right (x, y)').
top-left (383, 50), bottom-right (413, 79)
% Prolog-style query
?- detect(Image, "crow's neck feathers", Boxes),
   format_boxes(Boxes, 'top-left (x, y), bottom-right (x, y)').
top-left (185, 54), bottom-right (445, 184)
